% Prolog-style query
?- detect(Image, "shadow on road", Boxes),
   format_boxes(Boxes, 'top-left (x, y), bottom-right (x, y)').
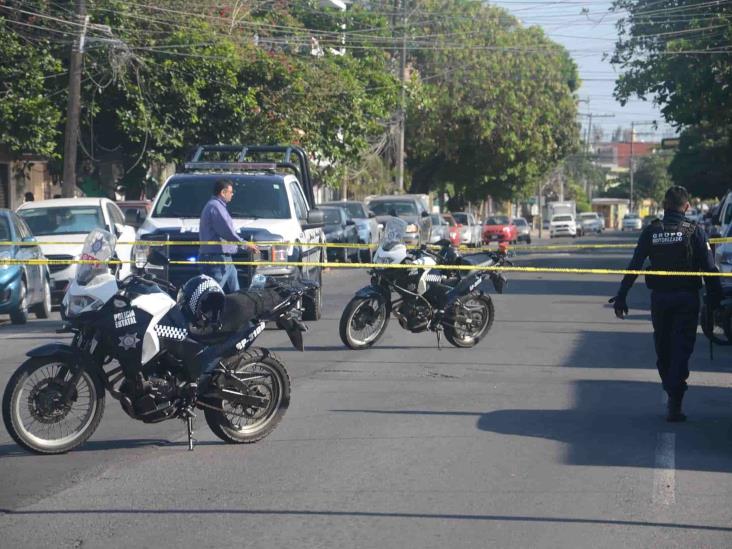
top-left (0, 506), bottom-right (730, 532)
top-left (333, 380), bottom-right (732, 474)
top-left (0, 438), bottom-right (175, 458)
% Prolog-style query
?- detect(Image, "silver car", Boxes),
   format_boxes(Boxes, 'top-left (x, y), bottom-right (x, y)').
top-left (578, 212), bottom-right (603, 234)
top-left (622, 213), bottom-right (643, 231)
top-left (429, 213), bottom-right (450, 243)
top-left (512, 217), bottom-right (531, 244)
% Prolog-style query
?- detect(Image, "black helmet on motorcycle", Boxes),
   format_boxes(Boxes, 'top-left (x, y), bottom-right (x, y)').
top-left (440, 244), bottom-right (461, 265)
top-left (177, 275), bottom-right (225, 329)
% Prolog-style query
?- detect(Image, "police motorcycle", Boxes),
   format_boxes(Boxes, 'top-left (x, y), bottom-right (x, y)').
top-left (339, 218), bottom-right (509, 350)
top-left (2, 229), bottom-right (309, 454)
top-left (701, 288), bottom-right (732, 346)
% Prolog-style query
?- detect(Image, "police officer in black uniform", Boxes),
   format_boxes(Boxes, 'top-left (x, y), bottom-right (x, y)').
top-left (609, 186), bottom-right (722, 422)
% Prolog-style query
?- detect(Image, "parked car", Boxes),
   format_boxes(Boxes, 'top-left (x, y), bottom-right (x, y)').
top-left (642, 214), bottom-right (661, 229)
top-left (117, 199), bottom-right (152, 229)
top-left (0, 209), bottom-right (52, 324)
top-left (320, 205), bottom-right (359, 262)
top-left (366, 196), bottom-right (432, 246)
top-left (17, 198), bottom-right (136, 303)
top-left (483, 215), bottom-right (518, 244)
top-left (578, 212), bottom-right (603, 234)
top-left (442, 213), bottom-right (462, 247)
top-left (429, 213), bottom-right (451, 243)
top-left (512, 217), bottom-right (531, 244)
top-left (452, 212), bottom-right (481, 247)
top-left (321, 200), bottom-right (379, 262)
top-left (549, 214), bottom-right (578, 238)
top-left (622, 213), bottom-right (643, 231)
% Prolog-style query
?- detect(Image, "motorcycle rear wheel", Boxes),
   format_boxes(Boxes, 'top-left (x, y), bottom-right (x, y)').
top-left (339, 295), bottom-right (390, 350)
top-left (444, 294), bottom-right (495, 348)
top-left (2, 357), bottom-right (105, 454)
top-left (700, 304), bottom-right (732, 346)
top-left (204, 348), bottom-right (290, 444)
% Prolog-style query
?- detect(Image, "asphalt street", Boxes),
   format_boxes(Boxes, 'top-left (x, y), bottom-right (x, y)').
top-left (0, 232), bottom-right (731, 548)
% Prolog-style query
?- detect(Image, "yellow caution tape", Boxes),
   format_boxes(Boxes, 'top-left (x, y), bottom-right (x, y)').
top-left (3, 237), bottom-right (731, 253)
top-left (1, 257), bottom-right (730, 277)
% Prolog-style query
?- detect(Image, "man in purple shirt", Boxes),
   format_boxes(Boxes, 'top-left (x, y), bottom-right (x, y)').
top-left (199, 179), bottom-right (258, 293)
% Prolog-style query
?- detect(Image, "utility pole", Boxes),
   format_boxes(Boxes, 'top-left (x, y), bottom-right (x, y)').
top-left (537, 179), bottom-right (542, 239)
top-left (629, 122), bottom-right (635, 213)
top-left (62, 0), bottom-right (89, 198)
top-left (396, 0), bottom-right (407, 192)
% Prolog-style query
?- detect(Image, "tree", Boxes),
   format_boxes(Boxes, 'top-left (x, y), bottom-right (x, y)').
top-left (405, 0), bottom-right (580, 207)
top-left (610, 0), bottom-right (732, 199)
top-left (633, 154), bottom-right (671, 204)
top-left (0, 17), bottom-right (62, 157)
top-left (669, 124), bottom-right (732, 200)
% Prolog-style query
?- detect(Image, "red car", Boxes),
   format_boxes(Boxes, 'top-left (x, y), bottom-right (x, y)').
top-left (483, 215), bottom-right (518, 244)
top-left (442, 213), bottom-right (462, 246)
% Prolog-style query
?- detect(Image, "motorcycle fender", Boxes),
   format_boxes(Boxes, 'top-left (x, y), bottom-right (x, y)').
top-left (26, 343), bottom-right (77, 360)
top-left (445, 275), bottom-right (492, 307)
top-left (354, 285), bottom-right (388, 300)
top-left (277, 317), bottom-right (306, 352)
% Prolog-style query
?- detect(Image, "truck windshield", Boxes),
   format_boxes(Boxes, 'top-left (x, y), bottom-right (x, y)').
top-left (153, 176), bottom-right (291, 219)
top-left (553, 215), bottom-right (573, 222)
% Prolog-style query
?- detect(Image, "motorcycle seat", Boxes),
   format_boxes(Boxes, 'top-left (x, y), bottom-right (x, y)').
top-left (459, 253), bottom-right (496, 267)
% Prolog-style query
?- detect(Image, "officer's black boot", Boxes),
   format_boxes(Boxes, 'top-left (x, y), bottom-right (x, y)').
top-left (666, 394), bottom-right (686, 423)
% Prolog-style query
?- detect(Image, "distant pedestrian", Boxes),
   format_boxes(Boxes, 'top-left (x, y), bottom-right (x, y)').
top-left (24, 192), bottom-right (34, 202)
top-left (609, 186), bottom-right (722, 422)
top-left (198, 179), bottom-right (258, 293)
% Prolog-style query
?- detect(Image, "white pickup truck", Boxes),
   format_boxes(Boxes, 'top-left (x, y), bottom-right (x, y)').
top-left (133, 145), bottom-right (326, 320)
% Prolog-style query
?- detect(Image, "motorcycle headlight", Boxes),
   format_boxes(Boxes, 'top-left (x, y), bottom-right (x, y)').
top-left (406, 224), bottom-right (419, 234)
top-left (133, 243), bottom-right (150, 269)
top-left (65, 294), bottom-right (104, 318)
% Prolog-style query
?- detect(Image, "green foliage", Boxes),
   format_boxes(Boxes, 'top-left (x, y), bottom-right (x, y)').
top-left (632, 154), bottom-right (671, 204)
top-left (0, 17), bottom-right (62, 156)
top-left (406, 0), bottom-right (580, 206)
top-left (611, 0), bottom-right (732, 200)
top-left (669, 124), bottom-right (732, 199)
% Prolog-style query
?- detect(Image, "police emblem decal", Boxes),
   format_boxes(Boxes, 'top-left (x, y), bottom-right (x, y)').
top-left (118, 332), bottom-right (140, 350)
top-left (91, 237), bottom-right (104, 254)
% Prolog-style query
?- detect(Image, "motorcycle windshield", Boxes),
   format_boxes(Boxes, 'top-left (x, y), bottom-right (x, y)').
top-left (76, 229), bottom-right (117, 285)
top-left (381, 217), bottom-right (408, 246)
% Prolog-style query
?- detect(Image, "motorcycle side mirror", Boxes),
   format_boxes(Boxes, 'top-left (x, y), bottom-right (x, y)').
top-left (148, 249), bottom-right (169, 266)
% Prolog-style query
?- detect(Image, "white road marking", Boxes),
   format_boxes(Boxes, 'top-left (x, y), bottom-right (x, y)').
top-left (653, 432), bottom-right (676, 505)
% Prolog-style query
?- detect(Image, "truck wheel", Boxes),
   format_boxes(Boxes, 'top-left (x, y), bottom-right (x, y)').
top-left (302, 265), bottom-right (322, 321)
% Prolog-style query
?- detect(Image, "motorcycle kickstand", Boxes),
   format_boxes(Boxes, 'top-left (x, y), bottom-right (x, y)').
top-left (183, 408), bottom-right (197, 451)
top-left (436, 327), bottom-right (442, 350)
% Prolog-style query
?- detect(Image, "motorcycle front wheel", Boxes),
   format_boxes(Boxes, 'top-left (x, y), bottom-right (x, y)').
top-left (2, 357), bottom-right (105, 454)
top-left (339, 294), bottom-right (390, 350)
top-left (444, 294), bottom-right (495, 348)
top-left (204, 348), bottom-right (290, 444)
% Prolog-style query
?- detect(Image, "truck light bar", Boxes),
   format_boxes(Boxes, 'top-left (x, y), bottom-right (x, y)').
top-left (183, 161), bottom-right (277, 172)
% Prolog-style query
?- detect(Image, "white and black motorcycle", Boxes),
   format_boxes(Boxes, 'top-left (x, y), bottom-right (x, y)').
top-left (2, 229), bottom-right (309, 454)
top-left (339, 219), bottom-right (510, 350)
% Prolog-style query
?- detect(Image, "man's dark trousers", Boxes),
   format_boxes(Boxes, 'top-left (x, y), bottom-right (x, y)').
top-left (650, 289), bottom-right (699, 399)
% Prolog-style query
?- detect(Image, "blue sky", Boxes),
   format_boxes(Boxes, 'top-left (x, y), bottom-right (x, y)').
top-left (492, 0), bottom-right (677, 141)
